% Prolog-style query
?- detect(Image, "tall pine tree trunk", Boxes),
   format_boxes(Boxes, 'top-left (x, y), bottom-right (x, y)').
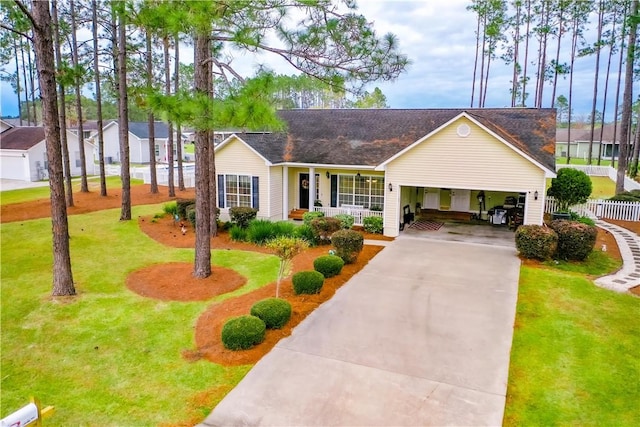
top-left (616, 0), bottom-right (638, 194)
top-left (146, 31), bottom-right (158, 194)
top-left (92, 0), bottom-right (107, 197)
top-left (70, 0), bottom-right (88, 192)
top-left (611, 2), bottom-right (629, 169)
top-left (193, 32), bottom-right (211, 278)
top-left (521, 0), bottom-right (532, 106)
top-left (52, 0), bottom-right (74, 207)
top-left (174, 34), bottom-right (185, 191)
top-left (597, 5), bottom-right (618, 166)
top-left (117, 6), bottom-right (131, 220)
top-left (588, 1), bottom-right (605, 164)
top-left (30, 0), bottom-right (76, 296)
top-left (20, 38), bottom-right (31, 125)
top-left (163, 35), bottom-right (175, 197)
top-left (13, 42), bottom-right (23, 126)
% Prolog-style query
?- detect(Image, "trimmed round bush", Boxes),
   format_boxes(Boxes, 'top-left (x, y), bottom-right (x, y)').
top-left (250, 298), bottom-right (292, 329)
top-left (221, 315), bottom-right (266, 350)
top-left (333, 213), bottom-right (355, 229)
top-left (515, 225), bottom-right (558, 260)
top-left (229, 206), bottom-right (258, 228)
top-left (310, 217), bottom-right (342, 243)
top-left (549, 220), bottom-right (597, 261)
top-left (313, 255), bottom-right (345, 278)
top-left (292, 270), bottom-right (325, 295)
top-left (331, 229), bottom-right (364, 264)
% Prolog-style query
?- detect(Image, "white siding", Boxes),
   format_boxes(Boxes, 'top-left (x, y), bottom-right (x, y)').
top-left (215, 137), bottom-right (270, 220)
top-left (383, 117), bottom-right (546, 236)
top-left (269, 167), bottom-right (283, 221)
top-left (0, 150), bottom-right (30, 180)
top-left (100, 123), bottom-right (121, 164)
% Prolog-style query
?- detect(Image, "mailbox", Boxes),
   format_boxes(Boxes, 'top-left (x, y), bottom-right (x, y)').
top-left (1, 403), bottom-right (38, 427)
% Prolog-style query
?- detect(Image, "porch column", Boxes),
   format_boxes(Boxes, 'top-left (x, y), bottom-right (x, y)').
top-left (282, 166), bottom-right (289, 220)
top-left (308, 166), bottom-right (315, 210)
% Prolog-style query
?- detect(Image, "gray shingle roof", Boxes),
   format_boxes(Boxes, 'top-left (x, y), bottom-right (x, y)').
top-left (232, 108), bottom-right (556, 172)
top-left (128, 121), bottom-right (170, 139)
top-left (0, 126), bottom-right (45, 150)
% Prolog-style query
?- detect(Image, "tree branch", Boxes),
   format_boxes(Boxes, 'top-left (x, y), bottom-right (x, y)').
top-left (0, 22), bottom-right (33, 41)
top-left (13, 0), bottom-right (36, 29)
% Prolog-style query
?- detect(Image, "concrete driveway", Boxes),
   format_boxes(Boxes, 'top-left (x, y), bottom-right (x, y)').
top-left (200, 235), bottom-right (521, 426)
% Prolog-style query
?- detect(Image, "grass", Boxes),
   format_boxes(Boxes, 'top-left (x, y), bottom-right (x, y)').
top-left (546, 176), bottom-right (617, 199)
top-left (0, 204), bottom-right (279, 425)
top-left (556, 157), bottom-right (613, 166)
top-left (184, 142), bottom-right (195, 154)
top-left (505, 266), bottom-right (639, 426)
top-left (0, 176), bottom-right (142, 206)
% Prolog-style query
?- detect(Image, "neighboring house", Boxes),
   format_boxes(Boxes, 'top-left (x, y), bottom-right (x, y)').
top-left (0, 125), bottom-right (95, 181)
top-left (215, 108), bottom-right (556, 237)
top-left (99, 121), bottom-right (186, 164)
top-left (556, 124), bottom-right (622, 160)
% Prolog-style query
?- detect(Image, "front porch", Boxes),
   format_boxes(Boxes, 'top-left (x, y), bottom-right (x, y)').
top-left (288, 206), bottom-right (384, 226)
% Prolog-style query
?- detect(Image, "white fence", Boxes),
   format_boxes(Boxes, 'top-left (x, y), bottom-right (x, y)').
top-left (103, 164), bottom-right (195, 188)
top-left (545, 196), bottom-right (640, 222)
top-left (313, 206), bottom-right (384, 226)
top-left (557, 164), bottom-right (640, 191)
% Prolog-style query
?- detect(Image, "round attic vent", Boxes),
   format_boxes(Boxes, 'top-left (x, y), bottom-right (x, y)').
top-left (457, 124), bottom-right (471, 137)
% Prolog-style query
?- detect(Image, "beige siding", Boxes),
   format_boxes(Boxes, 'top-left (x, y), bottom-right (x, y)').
top-left (215, 138), bottom-right (270, 220)
top-left (384, 117), bottom-right (546, 236)
top-left (269, 167), bottom-right (283, 220)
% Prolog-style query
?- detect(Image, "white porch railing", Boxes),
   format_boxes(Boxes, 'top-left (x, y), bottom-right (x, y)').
top-left (556, 164), bottom-right (640, 191)
top-left (313, 206), bottom-right (383, 226)
top-left (545, 196), bottom-right (640, 221)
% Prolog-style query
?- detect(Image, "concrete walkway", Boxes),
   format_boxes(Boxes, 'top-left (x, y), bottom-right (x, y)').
top-left (200, 237), bottom-right (521, 426)
top-left (595, 221), bottom-right (640, 292)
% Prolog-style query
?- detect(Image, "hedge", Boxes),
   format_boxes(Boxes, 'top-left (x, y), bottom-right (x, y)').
top-left (250, 298), bottom-right (292, 329)
top-left (363, 216), bottom-right (383, 234)
top-left (310, 217), bottom-right (342, 244)
top-left (292, 270), bottom-right (325, 295)
top-left (221, 315), bottom-right (266, 350)
top-left (331, 229), bottom-right (364, 264)
top-left (313, 255), bottom-right (345, 278)
top-left (515, 225), bottom-right (558, 260)
top-left (229, 207), bottom-right (258, 228)
top-left (549, 220), bottom-right (597, 261)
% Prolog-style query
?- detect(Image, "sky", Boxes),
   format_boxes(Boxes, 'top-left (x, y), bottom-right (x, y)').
top-left (0, 0), bottom-right (635, 120)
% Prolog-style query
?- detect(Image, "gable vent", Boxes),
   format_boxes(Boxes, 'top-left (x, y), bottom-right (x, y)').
top-left (457, 124), bottom-right (471, 137)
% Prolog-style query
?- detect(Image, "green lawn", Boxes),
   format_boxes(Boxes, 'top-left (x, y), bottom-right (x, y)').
top-left (556, 157), bottom-right (613, 166)
top-left (0, 204), bottom-right (279, 425)
top-left (184, 142), bottom-right (195, 154)
top-left (505, 265), bottom-right (639, 426)
top-left (546, 176), bottom-right (616, 199)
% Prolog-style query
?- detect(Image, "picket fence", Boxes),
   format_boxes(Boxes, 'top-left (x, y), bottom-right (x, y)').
top-left (545, 196), bottom-right (640, 222)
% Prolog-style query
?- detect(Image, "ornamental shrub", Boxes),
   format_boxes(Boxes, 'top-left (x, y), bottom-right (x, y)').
top-left (549, 220), bottom-right (597, 261)
top-left (186, 204), bottom-right (196, 227)
top-left (302, 211), bottom-right (324, 225)
top-left (547, 168), bottom-right (592, 212)
top-left (294, 224), bottom-right (317, 246)
top-left (313, 255), bottom-right (345, 278)
top-left (292, 270), bottom-right (325, 295)
top-left (229, 224), bottom-right (248, 241)
top-left (363, 216), bottom-right (383, 234)
top-left (221, 315), bottom-right (266, 350)
top-left (333, 214), bottom-right (355, 229)
top-left (250, 298), bottom-right (292, 329)
top-left (331, 229), bottom-right (364, 264)
top-left (229, 206), bottom-right (258, 228)
top-left (246, 219), bottom-right (278, 245)
top-left (609, 190), bottom-right (640, 202)
top-left (310, 217), bottom-right (342, 243)
top-left (163, 201), bottom-right (178, 216)
top-left (515, 225), bottom-right (558, 260)
top-left (176, 198), bottom-right (195, 219)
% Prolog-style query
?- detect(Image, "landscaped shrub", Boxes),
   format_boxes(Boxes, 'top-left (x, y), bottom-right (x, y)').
top-left (313, 255), bottom-right (344, 278)
top-left (229, 224), bottom-right (248, 241)
top-left (549, 220), bottom-right (597, 261)
top-left (186, 204), bottom-right (196, 227)
top-left (229, 207), bottom-right (258, 228)
top-left (265, 236), bottom-right (309, 297)
top-left (547, 168), bottom-right (592, 212)
top-left (163, 201), bottom-right (178, 216)
top-left (246, 219), bottom-right (278, 245)
top-left (331, 229), bottom-right (364, 264)
top-left (250, 298), bottom-right (292, 329)
top-left (333, 213), bottom-right (355, 229)
top-left (176, 198), bottom-right (195, 219)
top-left (362, 216), bottom-right (383, 234)
top-left (568, 211), bottom-right (596, 226)
top-left (221, 315), bottom-right (266, 350)
top-left (273, 221), bottom-right (297, 238)
top-left (515, 225), bottom-right (558, 260)
top-left (292, 270), bottom-right (325, 295)
top-left (609, 190), bottom-right (640, 202)
top-left (310, 217), bottom-right (342, 243)
top-left (294, 224), bottom-right (317, 245)
top-left (302, 211), bottom-right (324, 225)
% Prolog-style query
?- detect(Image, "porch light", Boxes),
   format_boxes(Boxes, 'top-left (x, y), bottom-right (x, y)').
top-left (356, 171), bottom-right (361, 177)
top-left (534, 190), bottom-right (538, 200)
top-left (388, 183), bottom-right (393, 192)
top-left (326, 171), bottom-right (330, 179)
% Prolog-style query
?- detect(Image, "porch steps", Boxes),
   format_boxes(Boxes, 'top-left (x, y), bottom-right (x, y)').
top-left (288, 209), bottom-right (309, 221)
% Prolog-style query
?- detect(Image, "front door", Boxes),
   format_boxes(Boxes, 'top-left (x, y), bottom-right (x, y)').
top-left (299, 173), bottom-right (310, 209)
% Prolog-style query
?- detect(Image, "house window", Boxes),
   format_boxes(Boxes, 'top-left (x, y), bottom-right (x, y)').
top-left (338, 174), bottom-right (384, 209)
top-left (224, 174), bottom-right (252, 208)
top-left (75, 151), bottom-right (81, 168)
top-left (154, 144), bottom-right (160, 157)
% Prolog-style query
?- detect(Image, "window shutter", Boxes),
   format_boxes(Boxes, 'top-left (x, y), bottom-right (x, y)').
top-left (330, 175), bottom-right (338, 207)
top-left (252, 176), bottom-right (259, 209)
top-left (217, 175), bottom-right (225, 208)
